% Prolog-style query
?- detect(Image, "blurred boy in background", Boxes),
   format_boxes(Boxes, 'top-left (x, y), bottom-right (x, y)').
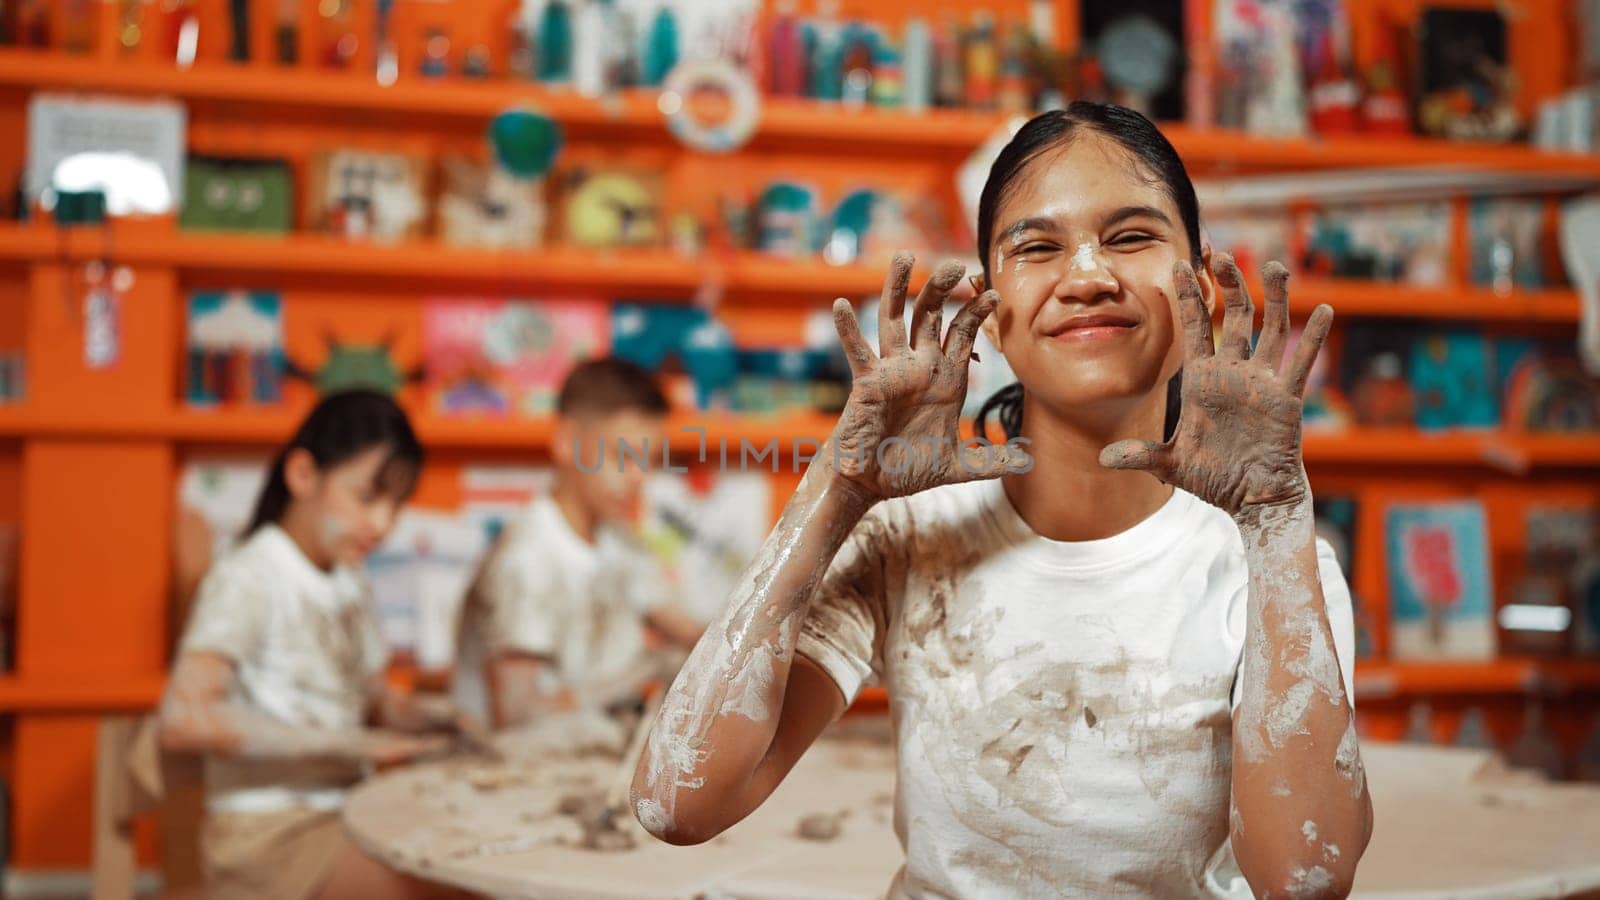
top-left (453, 358), bottom-right (703, 729)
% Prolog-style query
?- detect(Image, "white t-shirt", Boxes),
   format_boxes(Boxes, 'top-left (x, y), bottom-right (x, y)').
top-left (797, 479), bottom-right (1356, 899)
top-left (453, 495), bottom-right (667, 721)
top-left (178, 524), bottom-right (388, 814)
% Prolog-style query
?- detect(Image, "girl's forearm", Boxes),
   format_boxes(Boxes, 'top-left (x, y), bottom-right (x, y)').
top-left (1230, 499), bottom-right (1372, 898)
top-left (631, 456), bottom-right (872, 844)
top-left (160, 693), bottom-right (374, 761)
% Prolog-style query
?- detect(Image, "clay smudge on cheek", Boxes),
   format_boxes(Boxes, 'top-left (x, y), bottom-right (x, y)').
top-left (1301, 820), bottom-right (1317, 843)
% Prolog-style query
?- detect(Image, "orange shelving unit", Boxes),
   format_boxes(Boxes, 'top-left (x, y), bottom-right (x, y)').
top-left (0, 0), bottom-right (1595, 883)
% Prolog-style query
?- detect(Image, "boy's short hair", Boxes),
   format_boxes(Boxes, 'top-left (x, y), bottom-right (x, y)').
top-left (557, 357), bottom-right (670, 418)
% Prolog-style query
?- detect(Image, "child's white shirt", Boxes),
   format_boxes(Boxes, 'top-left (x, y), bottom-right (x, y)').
top-left (178, 524), bottom-right (387, 814)
top-left (453, 494), bottom-right (666, 721)
top-left (798, 479), bottom-right (1356, 899)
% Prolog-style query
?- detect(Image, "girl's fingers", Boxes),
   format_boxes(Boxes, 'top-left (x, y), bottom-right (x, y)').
top-left (1175, 262), bottom-right (1214, 361)
top-left (877, 252), bottom-right (915, 357)
top-left (1284, 304), bottom-right (1334, 398)
top-left (947, 438), bottom-right (1033, 483)
top-left (943, 290), bottom-right (999, 364)
top-left (1214, 253), bottom-right (1256, 361)
top-left (911, 260), bottom-right (966, 350)
top-left (832, 298), bottom-right (876, 378)
top-left (1098, 439), bottom-right (1173, 478)
top-left (1255, 261), bottom-right (1292, 373)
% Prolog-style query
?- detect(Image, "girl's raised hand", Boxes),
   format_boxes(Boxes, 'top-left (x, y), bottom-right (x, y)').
top-left (1100, 253), bottom-right (1333, 523)
top-left (828, 252), bottom-right (1029, 503)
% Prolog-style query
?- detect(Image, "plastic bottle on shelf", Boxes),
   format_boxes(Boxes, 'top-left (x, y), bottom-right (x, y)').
top-left (506, 1), bottom-right (534, 79)
top-left (964, 13), bottom-right (999, 111)
top-left (1361, 21), bottom-right (1410, 136)
top-left (998, 22), bottom-right (1032, 114)
top-left (934, 17), bottom-right (964, 109)
top-left (538, 0), bottom-right (574, 86)
top-left (1307, 30), bottom-right (1360, 135)
top-left (572, 0), bottom-right (608, 97)
top-left (870, 39), bottom-right (903, 108)
top-left (640, 5), bottom-right (677, 88)
top-left (768, 6), bottom-right (805, 97)
top-left (902, 18), bottom-right (933, 113)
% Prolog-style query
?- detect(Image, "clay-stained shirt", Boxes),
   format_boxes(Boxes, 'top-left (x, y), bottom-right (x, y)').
top-left (179, 524), bottom-right (387, 814)
top-left (798, 479), bottom-right (1356, 898)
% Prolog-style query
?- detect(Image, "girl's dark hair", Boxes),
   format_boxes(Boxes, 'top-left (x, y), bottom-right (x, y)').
top-left (245, 390), bottom-right (424, 535)
top-left (973, 102), bottom-right (1201, 442)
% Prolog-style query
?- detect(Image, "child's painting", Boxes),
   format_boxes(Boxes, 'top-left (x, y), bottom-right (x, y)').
top-left (424, 299), bottom-right (609, 417)
top-left (1386, 500), bottom-right (1495, 659)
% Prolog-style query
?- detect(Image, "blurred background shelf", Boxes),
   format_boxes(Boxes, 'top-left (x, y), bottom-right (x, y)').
top-left (6, 52), bottom-right (1600, 175)
top-left (0, 224), bottom-right (1581, 320)
top-left (0, 407), bottom-right (1594, 471)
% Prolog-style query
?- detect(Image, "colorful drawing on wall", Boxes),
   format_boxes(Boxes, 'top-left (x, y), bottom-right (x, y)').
top-left (424, 299), bottom-right (608, 416)
top-left (186, 291), bottom-right (286, 405)
top-left (1386, 500), bottom-right (1495, 660)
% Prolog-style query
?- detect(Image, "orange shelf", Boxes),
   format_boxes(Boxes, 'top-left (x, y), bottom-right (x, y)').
top-left (5, 51), bottom-right (1600, 174)
top-left (0, 408), bottom-right (1593, 470)
top-left (1353, 659), bottom-right (1600, 699)
top-left (0, 674), bottom-right (166, 711)
top-left (0, 224), bottom-right (1583, 320)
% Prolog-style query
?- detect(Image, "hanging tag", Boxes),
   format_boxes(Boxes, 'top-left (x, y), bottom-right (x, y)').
top-left (83, 266), bottom-right (131, 370)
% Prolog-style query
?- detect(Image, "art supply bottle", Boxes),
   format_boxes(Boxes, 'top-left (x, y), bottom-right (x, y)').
top-left (1361, 21), bottom-right (1410, 135)
top-left (964, 13), bottom-right (999, 110)
top-left (1307, 30), bottom-right (1360, 135)
top-left (275, 0), bottom-right (298, 64)
top-left (902, 18), bottom-right (933, 113)
top-left (640, 5), bottom-right (677, 87)
top-left (838, 23), bottom-right (874, 108)
top-left (870, 39), bottom-right (903, 108)
top-left (229, 0), bottom-right (250, 61)
top-left (998, 22), bottom-right (1031, 114)
top-left (61, 0), bottom-right (94, 54)
top-left (572, 0), bottom-right (607, 96)
top-left (934, 17), bottom-right (963, 108)
top-left (769, 6), bottom-right (805, 97)
top-left (420, 27), bottom-right (449, 79)
top-left (506, 1), bottom-right (534, 78)
top-left (538, 0), bottom-right (574, 85)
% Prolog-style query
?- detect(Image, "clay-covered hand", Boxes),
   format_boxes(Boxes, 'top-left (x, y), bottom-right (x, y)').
top-left (828, 252), bottom-right (1029, 503)
top-left (1100, 254), bottom-right (1332, 521)
top-left (358, 729), bottom-right (452, 767)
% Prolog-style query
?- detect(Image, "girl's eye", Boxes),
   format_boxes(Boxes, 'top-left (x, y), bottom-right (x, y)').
top-left (1015, 243), bottom-right (1057, 257)
top-left (1110, 232), bottom-right (1155, 248)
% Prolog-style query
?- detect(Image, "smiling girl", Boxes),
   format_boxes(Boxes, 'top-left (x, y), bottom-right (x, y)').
top-left (632, 103), bottom-right (1372, 898)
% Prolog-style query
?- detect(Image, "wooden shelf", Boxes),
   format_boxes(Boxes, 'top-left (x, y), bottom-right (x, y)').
top-left (0, 674), bottom-right (166, 711)
top-left (4, 51), bottom-right (1600, 175)
top-left (0, 225), bottom-right (1583, 320)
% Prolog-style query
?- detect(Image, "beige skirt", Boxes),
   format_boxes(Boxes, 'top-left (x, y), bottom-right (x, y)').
top-left (200, 807), bottom-right (348, 900)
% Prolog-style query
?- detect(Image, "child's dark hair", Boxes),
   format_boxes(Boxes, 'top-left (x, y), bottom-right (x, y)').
top-left (557, 357), bottom-right (670, 418)
top-left (246, 390), bottom-right (424, 534)
top-left (973, 102), bottom-right (1201, 442)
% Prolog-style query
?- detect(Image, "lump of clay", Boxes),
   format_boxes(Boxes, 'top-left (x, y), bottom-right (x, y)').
top-left (796, 812), bottom-right (844, 841)
top-left (494, 710), bottom-right (628, 762)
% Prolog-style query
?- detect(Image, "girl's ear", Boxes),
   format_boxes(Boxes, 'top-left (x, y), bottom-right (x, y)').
top-left (551, 420), bottom-right (574, 466)
top-left (1197, 245), bottom-right (1219, 316)
top-left (282, 448), bottom-right (320, 500)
